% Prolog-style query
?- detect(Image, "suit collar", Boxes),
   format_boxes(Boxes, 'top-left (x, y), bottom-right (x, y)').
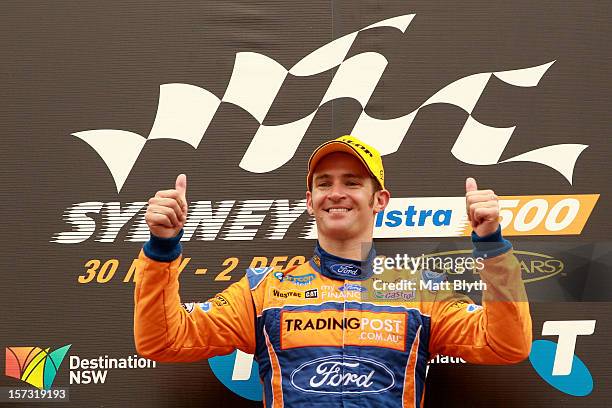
top-left (310, 241), bottom-right (376, 281)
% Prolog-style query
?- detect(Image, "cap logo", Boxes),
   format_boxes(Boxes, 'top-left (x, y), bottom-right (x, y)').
top-left (344, 139), bottom-right (373, 158)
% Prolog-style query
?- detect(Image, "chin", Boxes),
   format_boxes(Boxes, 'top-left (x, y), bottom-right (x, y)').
top-left (319, 224), bottom-right (357, 240)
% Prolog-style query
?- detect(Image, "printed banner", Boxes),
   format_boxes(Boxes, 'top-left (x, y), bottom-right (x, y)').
top-left (2, 1), bottom-right (611, 407)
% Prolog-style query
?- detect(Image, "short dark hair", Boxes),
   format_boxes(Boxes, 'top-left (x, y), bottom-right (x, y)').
top-left (371, 176), bottom-right (383, 192)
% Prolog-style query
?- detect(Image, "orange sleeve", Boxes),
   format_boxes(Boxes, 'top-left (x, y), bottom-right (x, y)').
top-left (428, 250), bottom-right (532, 364)
top-left (133, 250), bottom-right (256, 362)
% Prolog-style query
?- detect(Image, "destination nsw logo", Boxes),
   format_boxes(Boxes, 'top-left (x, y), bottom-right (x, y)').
top-left (6, 344), bottom-right (158, 388)
top-left (5, 345), bottom-right (71, 389)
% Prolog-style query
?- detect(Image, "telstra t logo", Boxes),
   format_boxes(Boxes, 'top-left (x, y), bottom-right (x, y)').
top-left (529, 320), bottom-right (596, 396)
top-left (208, 350), bottom-right (262, 401)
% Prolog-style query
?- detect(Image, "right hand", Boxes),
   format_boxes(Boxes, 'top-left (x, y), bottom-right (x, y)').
top-left (145, 174), bottom-right (188, 238)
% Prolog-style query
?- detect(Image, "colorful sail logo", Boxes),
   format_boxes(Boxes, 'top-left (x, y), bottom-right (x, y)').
top-left (5, 345), bottom-right (71, 390)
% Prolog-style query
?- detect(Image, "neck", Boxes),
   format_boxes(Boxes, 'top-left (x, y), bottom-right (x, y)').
top-left (317, 236), bottom-right (373, 260)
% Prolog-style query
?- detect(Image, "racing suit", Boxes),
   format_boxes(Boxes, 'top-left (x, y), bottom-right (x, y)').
top-left (134, 227), bottom-right (531, 407)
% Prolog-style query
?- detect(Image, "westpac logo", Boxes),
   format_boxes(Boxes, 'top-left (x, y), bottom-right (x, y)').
top-left (73, 14), bottom-right (585, 193)
top-left (529, 320), bottom-right (595, 396)
top-left (5, 345), bottom-right (71, 389)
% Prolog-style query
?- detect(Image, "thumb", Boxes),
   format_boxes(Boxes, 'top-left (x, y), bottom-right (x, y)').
top-left (175, 173), bottom-right (187, 197)
top-left (465, 177), bottom-right (478, 193)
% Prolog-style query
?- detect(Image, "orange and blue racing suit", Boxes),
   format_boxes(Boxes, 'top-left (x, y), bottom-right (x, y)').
top-left (134, 227), bottom-right (531, 407)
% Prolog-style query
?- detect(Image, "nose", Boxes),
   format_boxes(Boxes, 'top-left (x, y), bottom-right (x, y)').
top-left (328, 182), bottom-right (346, 201)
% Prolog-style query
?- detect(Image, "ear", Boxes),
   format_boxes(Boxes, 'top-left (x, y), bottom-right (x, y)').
top-left (373, 189), bottom-right (390, 214)
top-left (306, 190), bottom-right (314, 216)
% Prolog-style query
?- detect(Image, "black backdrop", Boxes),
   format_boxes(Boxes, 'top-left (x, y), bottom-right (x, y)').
top-left (2, 1), bottom-right (611, 406)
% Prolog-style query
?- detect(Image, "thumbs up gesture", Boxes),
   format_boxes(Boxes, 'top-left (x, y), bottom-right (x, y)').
top-left (145, 174), bottom-right (188, 238)
top-left (465, 177), bottom-right (500, 237)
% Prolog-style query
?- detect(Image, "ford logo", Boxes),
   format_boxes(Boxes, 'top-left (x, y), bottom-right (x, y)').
top-left (331, 264), bottom-right (361, 277)
top-left (290, 355), bottom-right (395, 394)
top-left (338, 284), bottom-right (367, 292)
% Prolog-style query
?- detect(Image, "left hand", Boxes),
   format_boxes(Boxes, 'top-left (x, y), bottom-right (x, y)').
top-left (465, 177), bottom-right (500, 237)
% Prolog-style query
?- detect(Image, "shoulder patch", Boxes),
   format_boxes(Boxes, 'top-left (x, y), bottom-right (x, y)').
top-left (246, 267), bottom-right (274, 290)
top-left (421, 269), bottom-right (447, 293)
top-left (466, 304), bottom-right (483, 313)
top-left (422, 269), bottom-right (446, 282)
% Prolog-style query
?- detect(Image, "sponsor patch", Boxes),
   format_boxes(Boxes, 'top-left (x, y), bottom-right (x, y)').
top-left (422, 269), bottom-right (446, 293)
top-left (466, 304), bottom-right (483, 313)
top-left (199, 302), bottom-right (212, 312)
top-left (270, 288), bottom-right (318, 299)
top-left (284, 273), bottom-right (315, 286)
top-left (281, 309), bottom-right (407, 351)
top-left (373, 290), bottom-right (415, 301)
top-left (330, 263), bottom-right (362, 278)
top-left (320, 285), bottom-right (365, 300)
top-left (181, 302), bottom-right (195, 313)
top-left (449, 301), bottom-right (469, 310)
top-left (338, 283), bottom-right (367, 292)
top-left (369, 277), bottom-right (417, 302)
top-left (290, 355), bottom-right (395, 394)
top-left (212, 294), bottom-right (230, 307)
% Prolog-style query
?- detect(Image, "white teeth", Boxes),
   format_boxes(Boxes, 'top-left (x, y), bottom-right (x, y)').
top-left (329, 208), bottom-right (349, 212)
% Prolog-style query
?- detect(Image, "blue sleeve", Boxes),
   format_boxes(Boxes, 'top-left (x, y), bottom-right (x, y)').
top-left (471, 225), bottom-right (512, 259)
top-left (143, 229), bottom-right (184, 262)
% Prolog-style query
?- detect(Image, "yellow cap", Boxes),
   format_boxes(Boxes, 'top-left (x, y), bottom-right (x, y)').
top-left (307, 135), bottom-right (385, 190)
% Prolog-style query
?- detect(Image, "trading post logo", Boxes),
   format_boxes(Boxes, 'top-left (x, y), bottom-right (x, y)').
top-left (5, 345), bottom-right (71, 390)
top-left (280, 310), bottom-right (407, 351)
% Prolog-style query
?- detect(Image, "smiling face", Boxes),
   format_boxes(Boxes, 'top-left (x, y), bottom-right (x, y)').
top-left (306, 152), bottom-right (389, 244)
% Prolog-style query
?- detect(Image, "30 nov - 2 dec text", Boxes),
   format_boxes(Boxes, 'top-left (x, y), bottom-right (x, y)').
top-left (77, 255), bottom-right (306, 284)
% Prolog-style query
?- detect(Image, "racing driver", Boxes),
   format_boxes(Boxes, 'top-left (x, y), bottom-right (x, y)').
top-left (134, 135), bottom-right (532, 407)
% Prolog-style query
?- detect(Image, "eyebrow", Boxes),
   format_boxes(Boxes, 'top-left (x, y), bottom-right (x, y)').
top-left (313, 173), bottom-right (366, 182)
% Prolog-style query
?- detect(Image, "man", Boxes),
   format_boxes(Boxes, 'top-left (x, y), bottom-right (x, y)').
top-left (134, 135), bottom-right (531, 407)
